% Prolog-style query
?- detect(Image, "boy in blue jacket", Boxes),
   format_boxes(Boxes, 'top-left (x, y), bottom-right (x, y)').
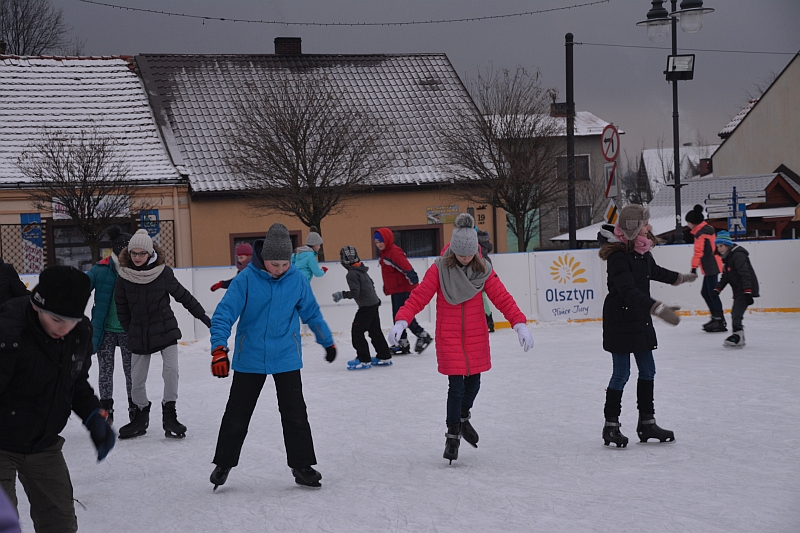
top-left (208, 223), bottom-right (337, 490)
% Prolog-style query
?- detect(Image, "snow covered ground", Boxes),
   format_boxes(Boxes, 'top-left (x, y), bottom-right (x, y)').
top-left (15, 313), bottom-right (800, 533)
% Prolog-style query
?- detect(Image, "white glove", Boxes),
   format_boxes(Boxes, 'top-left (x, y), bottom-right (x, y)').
top-left (388, 320), bottom-right (408, 346)
top-left (513, 323), bottom-right (534, 352)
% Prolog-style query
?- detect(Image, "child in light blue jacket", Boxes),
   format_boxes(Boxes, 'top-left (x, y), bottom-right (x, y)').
top-left (208, 223), bottom-right (336, 490)
top-left (291, 232), bottom-right (327, 282)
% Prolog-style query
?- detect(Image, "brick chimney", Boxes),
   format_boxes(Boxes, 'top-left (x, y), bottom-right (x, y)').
top-left (699, 158), bottom-right (713, 177)
top-left (274, 37), bottom-right (302, 55)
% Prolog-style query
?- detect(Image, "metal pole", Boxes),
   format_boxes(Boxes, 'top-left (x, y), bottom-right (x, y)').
top-left (566, 33), bottom-right (577, 249)
top-left (670, 0), bottom-right (684, 244)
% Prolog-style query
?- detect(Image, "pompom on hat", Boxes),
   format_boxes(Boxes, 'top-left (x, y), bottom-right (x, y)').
top-left (261, 223), bottom-right (293, 262)
top-left (305, 232), bottom-right (323, 247)
top-left (106, 226), bottom-right (132, 256)
top-left (616, 204), bottom-right (651, 241)
top-left (127, 229), bottom-right (154, 256)
top-left (449, 213), bottom-right (479, 256)
top-left (685, 204), bottom-right (705, 225)
top-left (31, 265), bottom-right (91, 320)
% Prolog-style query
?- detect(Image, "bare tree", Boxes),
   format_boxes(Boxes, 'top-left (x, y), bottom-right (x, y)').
top-left (16, 125), bottom-right (148, 262)
top-left (225, 75), bottom-right (390, 261)
top-left (440, 67), bottom-right (563, 252)
top-left (0, 0), bottom-right (71, 55)
top-left (618, 144), bottom-right (652, 205)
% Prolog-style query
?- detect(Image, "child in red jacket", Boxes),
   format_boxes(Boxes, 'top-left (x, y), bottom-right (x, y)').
top-left (389, 213), bottom-right (533, 464)
top-left (374, 228), bottom-right (431, 354)
top-left (685, 205), bottom-right (725, 332)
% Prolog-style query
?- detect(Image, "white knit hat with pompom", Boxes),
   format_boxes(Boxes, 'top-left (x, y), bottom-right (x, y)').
top-left (449, 213), bottom-right (478, 256)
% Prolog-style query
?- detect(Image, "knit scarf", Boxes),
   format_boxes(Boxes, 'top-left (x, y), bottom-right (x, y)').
top-left (118, 252), bottom-right (165, 284)
top-left (613, 226), bottom-right (653, 255)
top-left (436, 251), bottom-right (493, 305)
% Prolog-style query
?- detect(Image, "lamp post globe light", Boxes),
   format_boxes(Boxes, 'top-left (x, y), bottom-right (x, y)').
top-left (637, 0), bottom-right (713, 244)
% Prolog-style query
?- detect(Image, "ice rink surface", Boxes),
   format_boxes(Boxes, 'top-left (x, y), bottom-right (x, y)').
top-left (15, 313), bottom-right (800, 532)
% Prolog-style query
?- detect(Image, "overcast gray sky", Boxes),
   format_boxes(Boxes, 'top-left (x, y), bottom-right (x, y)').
top-left (53, 0), bottom-right (800, 165)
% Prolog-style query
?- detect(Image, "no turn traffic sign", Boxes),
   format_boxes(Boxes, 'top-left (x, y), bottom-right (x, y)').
top-left (601, 124), bottom-right (620, 162)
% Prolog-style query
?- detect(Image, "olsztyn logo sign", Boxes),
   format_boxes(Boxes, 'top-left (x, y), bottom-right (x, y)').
top-left (549, 255), bottom-right (587, 285)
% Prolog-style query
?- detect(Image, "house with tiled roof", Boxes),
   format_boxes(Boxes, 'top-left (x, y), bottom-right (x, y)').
top-left (0, 55), bottom-right (192, 272)
top-left (136, 38), bottom-right (503, 266)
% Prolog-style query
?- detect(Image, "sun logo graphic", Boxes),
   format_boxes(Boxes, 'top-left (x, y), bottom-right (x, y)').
top-left (549, 254), bottom-right (588, 284)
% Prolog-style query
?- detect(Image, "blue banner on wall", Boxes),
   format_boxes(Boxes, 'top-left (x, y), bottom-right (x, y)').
top-left (20, 213), bottom-right (44, 274)
top-left (140, 210), bottom-right (160, 238)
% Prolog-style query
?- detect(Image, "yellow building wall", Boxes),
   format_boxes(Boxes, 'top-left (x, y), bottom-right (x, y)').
top-left (188, 189), bottom-right (507, 266)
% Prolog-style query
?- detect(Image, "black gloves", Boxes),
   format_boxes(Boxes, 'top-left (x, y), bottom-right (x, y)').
top-left (200, 314), bottom-right (212, 328)
top-left (690, 268), bottom-right (697, 274)
top-left (744, 293), bottom-right (754, 306)
top-left (85, 408), bottom-right (116, 462)
top-left (325, 344), bottom-right (337, 363)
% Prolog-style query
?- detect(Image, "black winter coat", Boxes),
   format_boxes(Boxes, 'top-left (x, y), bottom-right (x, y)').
top-left (601, 246), bottom-right (679, 354)
top-left (115, 247), bottom-right (206, 354)
top-left (0, 296), bottom-right (99, 454)
top-left (717, 245), bottom-right (760, 298)
top-left (0, 259), bottom-right (28, 306)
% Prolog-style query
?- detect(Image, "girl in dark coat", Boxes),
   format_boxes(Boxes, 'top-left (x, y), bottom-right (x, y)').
top-left (598, 204), bottom-right (696, 448)
top-left (115, 230), bottom-right (211, 439)
top-left (713, 231), bottom-right (759, 348)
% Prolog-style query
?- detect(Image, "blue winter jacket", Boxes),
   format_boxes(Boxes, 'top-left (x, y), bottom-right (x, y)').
top-left (291, 246), bottom-right (325, 282)
top-left (86, 256), bottom-right (117, 353)
top-left (210, 239), bottom-right (334, 375)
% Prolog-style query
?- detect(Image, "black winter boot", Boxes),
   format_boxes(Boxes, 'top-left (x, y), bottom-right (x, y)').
top-left (443, 423), bottom-right (461, 464)
top-left (636, 379), bottom-right (674, 443)
top-left (292, 466), bottom-right (322, 488)
top-left (460, 411), bottom-right (479, 448)
top-left (99, 399), bottom-right (114, 425)
top-left (119, 402), bottom-right (150, 439)
top-left (486, 313), bottom-right (495, 333)
top-left (127, 397), bottom-right (136, 423)
top-left (162, 401), bottom-right (187, 439)
top-left (210, 465), bottom-right (231, 491)
top-left (603, 388), bottom-right (627, 447)
top-left (704, 311), bottom-right (728, 332)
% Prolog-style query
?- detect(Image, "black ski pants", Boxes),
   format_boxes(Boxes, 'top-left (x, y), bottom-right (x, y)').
top-left (213, 370), bottom-right (316, 470)
top-left (352, 303), bottom-right (391, 363)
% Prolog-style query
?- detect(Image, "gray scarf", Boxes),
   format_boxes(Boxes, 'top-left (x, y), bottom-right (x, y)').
top-left (436, 252), bottom-right (493, 305)
top-left (118, 252), bottom-right (165, 285)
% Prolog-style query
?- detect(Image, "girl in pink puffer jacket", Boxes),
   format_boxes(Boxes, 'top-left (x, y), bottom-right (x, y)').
top-left (390, 213), bottom-right (534, 464)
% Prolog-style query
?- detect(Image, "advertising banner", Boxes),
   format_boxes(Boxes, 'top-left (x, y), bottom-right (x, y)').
top-left (140, 209), bottom-right (160, 245)
top-left (535, 250), bottom-right (603, 322)
top-left (20, 213), bottom-right (45, 274)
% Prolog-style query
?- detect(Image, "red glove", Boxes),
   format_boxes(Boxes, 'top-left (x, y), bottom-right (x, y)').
top-left (210, 281), bottom-right (224, 292)
top-left (321, 266), bottom-right (328, 273)
top-left (211, 346), bottom-right (230, 378)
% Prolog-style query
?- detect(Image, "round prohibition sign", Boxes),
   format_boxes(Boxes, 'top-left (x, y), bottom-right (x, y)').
top-left (601, 124), bottom-right (620, 162)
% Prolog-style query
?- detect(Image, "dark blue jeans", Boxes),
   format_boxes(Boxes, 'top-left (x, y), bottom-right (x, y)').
top-left (701, 274), bottom-right (723, 314)
top-left (446, 374), bottom-right (481, 426)
top-left (391, 292), bottom-right (424, 339)
top-left (608, 351), bottom-right (655, 391)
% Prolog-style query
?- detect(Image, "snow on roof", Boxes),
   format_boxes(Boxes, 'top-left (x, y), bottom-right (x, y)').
top-left (491, 111), bottom-right (622, 139)
top-left (0, 56), bottom-right (183, 186)
top-left (718, 99), bottom-right (758, 139)
top-left (641, 144), bottom-right (719, 195)
top-left (136, 53), bottom-right (482, 193)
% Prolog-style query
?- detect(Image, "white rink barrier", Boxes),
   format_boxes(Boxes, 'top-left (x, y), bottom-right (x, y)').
top-left (19, 239), bottom-right (800, 344)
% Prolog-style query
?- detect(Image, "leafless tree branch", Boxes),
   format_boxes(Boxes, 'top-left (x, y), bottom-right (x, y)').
top-left (0, 0), bottom-right (71, 55)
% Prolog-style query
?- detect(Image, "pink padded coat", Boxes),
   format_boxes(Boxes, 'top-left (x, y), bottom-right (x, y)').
top-left (396, 263), bottom-right (527, 376)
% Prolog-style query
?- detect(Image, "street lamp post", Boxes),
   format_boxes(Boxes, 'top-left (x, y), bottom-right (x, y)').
top-left (637, 0), bottom-right (713, 244)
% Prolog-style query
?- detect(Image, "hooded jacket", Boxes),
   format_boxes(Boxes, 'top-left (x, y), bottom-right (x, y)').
top-left (690, 221), bottom-right (723, 276)
top-left (375, 228), bottom-right (418, 295)
top-left (0, 259), bottom-right (28, 306)
top-left (114, 246), bottom-right (206, 354)
top-left (86, 255), bottom-right (122, 352)
top-left (0, 296), bottom-right (99, 454)
top-left (395, 260), bottom-right (525, 376)
top-left (291, 245), bottom-right (326, 282)
top-left (341, 263), bottom-right (381, 307)
top-left (716, 244), bottom-right (760, 298)
top-left (210, 239), bottom-right (334, 375)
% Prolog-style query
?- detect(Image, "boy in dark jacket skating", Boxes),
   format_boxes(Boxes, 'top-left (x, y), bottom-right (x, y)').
top-left (333, 246), bottom-right (392, 370)
top-left (115, 229), bottom-right (211, 439)
top-left (685, 205), bottom-right (726, 332)
top-left (598, 204), bottom-right (696, 448)
top-left (713, 231), bottom-right (759, 348)
top-left (374, 228), bottom-right (431, 354)
top-left (0, 266), bottom-right (115, 533)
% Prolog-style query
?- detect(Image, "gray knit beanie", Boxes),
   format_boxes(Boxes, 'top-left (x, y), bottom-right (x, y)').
top-left (261, 223), bottom-right (293, 261)
top-left (305, 232), bottom-right (323, 247)
top-left (128, 229), bottom-right (154, 255)
top-left (449, 213), bottom-right (479, 256)
top-left (617, 204), bottom-right (651, 241)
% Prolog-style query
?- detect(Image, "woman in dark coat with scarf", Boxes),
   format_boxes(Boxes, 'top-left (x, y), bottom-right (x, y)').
top-left (598, 204), bottom-right (696, 448)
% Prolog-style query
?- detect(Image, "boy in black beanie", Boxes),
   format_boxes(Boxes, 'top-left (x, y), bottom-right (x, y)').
top-left (0, 266), bottom-right (115, 533)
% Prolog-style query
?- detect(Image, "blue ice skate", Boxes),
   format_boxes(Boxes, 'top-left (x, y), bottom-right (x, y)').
top-left (347, 358), bottom-right (372, 370)
top-left (371, 357), bottom-right (393, 366)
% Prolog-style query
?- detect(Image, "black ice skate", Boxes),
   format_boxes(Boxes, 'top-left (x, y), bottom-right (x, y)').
top-left (292, 466), bottom-right (322, 488)
top-left (443, 423), bottom-right (461, 464)
top-left (602, 418), bottom-right (628, 448)
top-left (704, 312), bottom-right (728, 333)
top-left (118, 402), bottom-right (150, 439)
top-left (210, 465), bottom-right (231, 491)
top-left (390, 338), bottom-right (412, 355)
top-left (636, 415), bottom-right (675, 443)
top-left (460, 411), bottom-right (479, 448)
top-left (723, 330), bottom-right (745, 348)
top-left (415, 332), bottom-right (433, 353)
top-left (99, 399), bottom-right (114, 425)
top-left (162, 401), bottom-right (187, 439)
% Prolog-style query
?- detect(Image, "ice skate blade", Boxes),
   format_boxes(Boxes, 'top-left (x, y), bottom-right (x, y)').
top-left (603, 440), bottom-right (627, 448)
top-left (294, 479), bottom-right (322, 489)
top-left (637, 437), bottom-right (675, 443)
top-left (165, 431), bottom-right (186, 439)
top-left (118, 430), bottom-right (146, 440)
